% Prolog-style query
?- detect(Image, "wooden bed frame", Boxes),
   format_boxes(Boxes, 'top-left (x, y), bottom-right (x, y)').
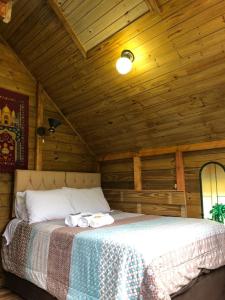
top-left (4, 170), bottom-right (225, 300)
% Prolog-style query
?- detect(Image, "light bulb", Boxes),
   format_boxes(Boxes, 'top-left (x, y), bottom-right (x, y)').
top-left (116, 57), bottom-right (133, 75)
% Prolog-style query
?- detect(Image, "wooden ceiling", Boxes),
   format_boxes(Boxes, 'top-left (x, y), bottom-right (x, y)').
top-left (49, 0), bottom-right (150, 54)
top-left (1, 0), bottom-right (225, 156)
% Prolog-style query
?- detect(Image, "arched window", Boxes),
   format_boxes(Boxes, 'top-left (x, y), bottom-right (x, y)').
top-left (200, 162), bottom-right (225, 219)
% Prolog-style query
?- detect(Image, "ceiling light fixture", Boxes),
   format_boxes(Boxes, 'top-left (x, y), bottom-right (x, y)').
top-left (116, 50), bottom-right (135, 75)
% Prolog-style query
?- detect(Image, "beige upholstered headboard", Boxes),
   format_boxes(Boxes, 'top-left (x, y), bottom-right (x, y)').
top-left (14, 170), bottom-right (101, 194)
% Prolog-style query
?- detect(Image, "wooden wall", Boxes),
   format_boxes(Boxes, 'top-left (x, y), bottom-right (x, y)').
top-left (101, 159), bottom-right (134, 189)
top-left (101, 147), bottom-right (225, 218)
top-left (142, 154), bottom-right (176, 190)
top-left (0, 38), bottom-right (97, 285)
top-left (101, 153), bottom-right (186, 217)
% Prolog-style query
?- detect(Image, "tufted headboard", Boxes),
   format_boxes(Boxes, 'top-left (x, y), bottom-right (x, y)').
top-left (13, 170), bottom-right (101, 216)
top-left (14, 170), bottom-right (101, 193)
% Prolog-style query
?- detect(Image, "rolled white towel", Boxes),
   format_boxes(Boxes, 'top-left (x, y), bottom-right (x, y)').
top-left (65, 213), bottom-right (81, 227)
top-left (89, 213), bottom-right (114, 228)
top-left (77, 214), bottom-right (93, 228)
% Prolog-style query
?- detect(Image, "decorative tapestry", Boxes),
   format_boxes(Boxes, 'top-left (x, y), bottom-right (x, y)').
top-left (0, 87), bottom-right (29, 172)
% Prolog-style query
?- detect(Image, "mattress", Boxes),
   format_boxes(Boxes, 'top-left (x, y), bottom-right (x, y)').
top-left (2, 211), bottom-right (225, 300)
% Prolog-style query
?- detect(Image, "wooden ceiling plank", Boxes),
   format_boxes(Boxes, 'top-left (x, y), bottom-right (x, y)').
top-left (83, 111), bottom-right (225, 149)
top-left (84, 1), bottom-right (149, 50)
top-left (72, 0), bottom-right (123, 35)
top-left (67, 0), bottom-right (149, 52)
top-left (48, 0), bottom-right (87, 58)
top-left (28, 35), bottom-right (76, 70)
top-left (144, 0), bottom-right (161, 13)
top-left (62, 0), bottom-right (92, 18)
top-left (10, 4), bottom-right (52, 51)
top-left (80, 0), bottom-right (145, 42)
top-left (27, 34), bottom-right (73, 69)
top-left (75, 102), bottom-right (225, 138)
top-left (18, 16), bottom-right (65, 58)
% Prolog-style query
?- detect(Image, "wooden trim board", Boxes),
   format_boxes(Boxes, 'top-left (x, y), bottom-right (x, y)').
top-left (98, 139), bottom-right (225, 161)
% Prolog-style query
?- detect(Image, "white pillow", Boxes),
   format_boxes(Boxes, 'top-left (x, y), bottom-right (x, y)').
top-left (25, 189), bottom-right (74, 224)
top-left (15, 192), bottom-right (28, 221)
top-left (63, 187), bottom-right (110, 214)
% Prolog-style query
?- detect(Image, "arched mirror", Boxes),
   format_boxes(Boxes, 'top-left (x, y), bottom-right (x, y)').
top-left (200, 161), bottom-right (225, 219)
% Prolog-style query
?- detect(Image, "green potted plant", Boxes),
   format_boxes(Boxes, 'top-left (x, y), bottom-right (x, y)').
top-left (209, 203), bottom-right (225, 224)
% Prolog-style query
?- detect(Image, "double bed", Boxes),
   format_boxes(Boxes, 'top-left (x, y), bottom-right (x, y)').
top-left (1, 170), bottom-right (225, 300)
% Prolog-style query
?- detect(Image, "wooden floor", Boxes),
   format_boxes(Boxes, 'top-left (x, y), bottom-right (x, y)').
top-left (0, 289), bottom-right (22, 299)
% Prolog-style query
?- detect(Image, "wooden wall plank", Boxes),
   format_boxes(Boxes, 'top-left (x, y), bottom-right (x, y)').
top-left (104, 189), bottom-right (186, 216)
top-left (142, 154), bottom-right (176, 190)
top-left (101, 159), bottom-right (134, 189)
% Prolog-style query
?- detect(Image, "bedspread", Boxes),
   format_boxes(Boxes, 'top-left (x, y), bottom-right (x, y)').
top-left (2, 213), bottom-right (225, 300)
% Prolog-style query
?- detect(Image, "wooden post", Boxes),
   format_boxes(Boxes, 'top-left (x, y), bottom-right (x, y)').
top-left (175, 151), bottom-right (187, 217)
top-left (175, 151), bottom-right (185, 191)
top-left (133, 156), bottom-right (142, 191)
top-left (35, 82), bottom-right (43, 171)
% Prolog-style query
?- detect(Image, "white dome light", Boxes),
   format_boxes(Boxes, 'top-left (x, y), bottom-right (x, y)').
top-left (116, 57), bottom-right (132, 75)
top-left (116, 50), bottom-right (135, 75)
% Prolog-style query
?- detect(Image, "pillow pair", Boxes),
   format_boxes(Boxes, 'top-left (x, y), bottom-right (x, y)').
top-left (15, 187), bottom-right (110, 224)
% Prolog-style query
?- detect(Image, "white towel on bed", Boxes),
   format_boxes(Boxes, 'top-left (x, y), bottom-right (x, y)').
top-left (77, 214), bottom-right (93, 227)
top-left (65, 213), bottom-right (114, 228)
top-left (89, 213), bottom-right (114, 228)
top-left (65, 213), bottom-right (81, 227)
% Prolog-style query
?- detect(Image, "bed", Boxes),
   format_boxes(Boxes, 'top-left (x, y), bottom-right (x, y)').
top-left (1, 170), bottom-right (225, 300)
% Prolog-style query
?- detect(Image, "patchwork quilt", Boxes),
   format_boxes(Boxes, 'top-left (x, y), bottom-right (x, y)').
top-left (2, 212), bottom-right (225, 300)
